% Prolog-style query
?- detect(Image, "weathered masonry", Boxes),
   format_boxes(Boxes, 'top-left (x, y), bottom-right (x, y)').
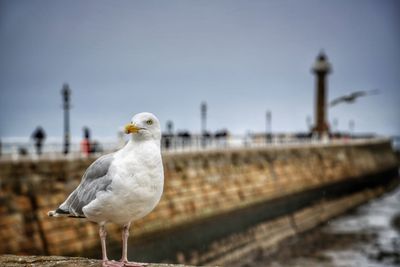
top-left (0, 140), bottom-right (398, 265)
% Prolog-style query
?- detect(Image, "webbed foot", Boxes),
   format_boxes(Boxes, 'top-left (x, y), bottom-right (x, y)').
top-left (102, 260), bottom-right (125, 267)
top-left (121, 261), bottom-right (147, 267)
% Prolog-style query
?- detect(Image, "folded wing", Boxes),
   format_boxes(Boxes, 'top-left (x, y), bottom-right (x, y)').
top-left (50, 153), bottom-right (115, 217)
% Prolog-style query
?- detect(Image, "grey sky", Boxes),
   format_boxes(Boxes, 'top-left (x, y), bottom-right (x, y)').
top-left (1, 0), bottom-right (399, 141)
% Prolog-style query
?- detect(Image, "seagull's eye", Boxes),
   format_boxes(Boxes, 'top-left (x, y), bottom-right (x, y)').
top-left (146, 119), bottom-right (153, 125)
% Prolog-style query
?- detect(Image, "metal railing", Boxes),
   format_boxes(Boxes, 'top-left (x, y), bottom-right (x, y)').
top-left (0, 134), bottom-right (391, 162)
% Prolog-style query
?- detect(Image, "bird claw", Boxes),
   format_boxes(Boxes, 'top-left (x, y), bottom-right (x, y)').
top-left (102, 260), bottom-right (125, 267)
top-left (102, 260), bottom-right (146, 267)
top-left (122, 261), bottom-right (147, 267)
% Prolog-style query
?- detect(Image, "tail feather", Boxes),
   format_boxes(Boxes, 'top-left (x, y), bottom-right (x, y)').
top-left (48, 208), bottom-right (70, 217)
top-left (48, 208), bottom-right (85, 218)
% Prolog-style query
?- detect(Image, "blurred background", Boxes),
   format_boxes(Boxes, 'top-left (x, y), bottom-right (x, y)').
top-left (0, 1), bottom-right (399, 267)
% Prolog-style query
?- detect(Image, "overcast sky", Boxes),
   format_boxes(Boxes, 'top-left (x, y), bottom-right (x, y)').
top-left (0, 0), bottom-right (399, 141)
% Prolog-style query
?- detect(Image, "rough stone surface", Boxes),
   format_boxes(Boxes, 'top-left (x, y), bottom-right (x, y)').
top-left (0, 140), bottom-right (397, 264)
top-left (0, 255), bottom-right (204, 267)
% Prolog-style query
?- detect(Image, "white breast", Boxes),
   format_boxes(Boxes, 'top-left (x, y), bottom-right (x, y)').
top-left (83, 140), bottom-right (164, 225)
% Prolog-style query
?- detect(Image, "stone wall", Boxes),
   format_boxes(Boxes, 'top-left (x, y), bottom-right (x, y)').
top-left (0, 255), bottom-right (203, 267)
top-left (203, 185), bottom-right (391, 266)
top-left (0, 140), bottom-right (398, 263)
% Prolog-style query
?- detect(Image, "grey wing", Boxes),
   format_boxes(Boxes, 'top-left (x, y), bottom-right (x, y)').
top-left (351, 91), bottom-right (367, 98)
top-left (330, 96), bottom-right (346, 106)
top-left (58, 153), bottom-right (115, 217)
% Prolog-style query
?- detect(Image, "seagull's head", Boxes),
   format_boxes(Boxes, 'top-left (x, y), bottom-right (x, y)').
top-left (124, 112), bottom-right (161, 141)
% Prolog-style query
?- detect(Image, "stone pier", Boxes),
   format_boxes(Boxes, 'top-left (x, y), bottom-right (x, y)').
top-left (0, 255), bottom-right (208, 267)
top-left (0, 139), bottom-right (398, 265)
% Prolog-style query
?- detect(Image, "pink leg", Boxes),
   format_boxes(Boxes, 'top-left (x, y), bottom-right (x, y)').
top-left (99, 224), bottom-right (108, 262)
top-left (120, 223), bottom-right (147, 267)
top-left (99, 224), bottom-right (124, 267)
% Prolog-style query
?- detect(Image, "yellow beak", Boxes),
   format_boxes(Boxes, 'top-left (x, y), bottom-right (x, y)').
top-left (124, 123), bottom-right (140, 134)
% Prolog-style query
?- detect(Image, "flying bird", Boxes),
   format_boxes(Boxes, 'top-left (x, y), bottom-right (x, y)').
top-left (48, 112), bottom-right (164, 267)
top-left (330, 89), bottom-right (379, 107)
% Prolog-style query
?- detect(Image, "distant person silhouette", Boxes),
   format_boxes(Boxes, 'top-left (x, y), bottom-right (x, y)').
top-left (163, 121), bottom-right (174, 150)
top-left (81, 127), bottom-right (91, 156)
top-left (177, 131), bottom-right (191, 148)
top-left (202, 130), bottom-right (211, 148)
top-left (215, 129), bottom-right (229, 147)
top-left (31, 126), bottom-right (46, 155)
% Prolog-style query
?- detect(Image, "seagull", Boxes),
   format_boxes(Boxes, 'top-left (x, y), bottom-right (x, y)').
top-left (48, 112), bottom-right (164, 267)
top-left (330, 89), bottom-right (379, 107)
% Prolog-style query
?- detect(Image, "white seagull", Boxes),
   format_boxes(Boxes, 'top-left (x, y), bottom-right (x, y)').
top-left (48, 112), bottom-right (164, 267)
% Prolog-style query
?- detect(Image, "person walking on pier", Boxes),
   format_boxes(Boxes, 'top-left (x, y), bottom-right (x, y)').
top-left (31, 126), bottom-right (46, 155)
top-left (81, 127), bottom-right (91, 156)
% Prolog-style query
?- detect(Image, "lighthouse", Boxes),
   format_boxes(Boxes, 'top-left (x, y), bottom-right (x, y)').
top-left (312, 52), bottom-right (332, 138)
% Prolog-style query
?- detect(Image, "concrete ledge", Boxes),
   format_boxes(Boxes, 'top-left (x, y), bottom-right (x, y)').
top-left (0, 255), bottom-right (208, 267)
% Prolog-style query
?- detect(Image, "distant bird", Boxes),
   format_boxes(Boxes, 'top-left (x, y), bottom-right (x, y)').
top-left (48, 112), bottom-right (164, 267)
top-left (330, 89), bottom-right (379, 107)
